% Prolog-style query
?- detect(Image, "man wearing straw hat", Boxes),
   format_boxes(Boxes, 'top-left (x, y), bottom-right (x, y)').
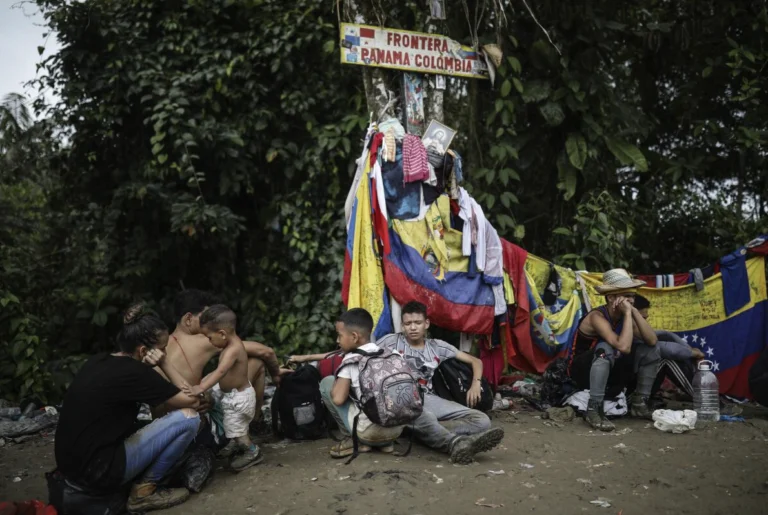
top-left (568, 269), bottom-right (661, 431)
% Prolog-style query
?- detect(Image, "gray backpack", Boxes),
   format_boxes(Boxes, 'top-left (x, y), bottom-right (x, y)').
top-left (337, 347), bottom-right (423, 462)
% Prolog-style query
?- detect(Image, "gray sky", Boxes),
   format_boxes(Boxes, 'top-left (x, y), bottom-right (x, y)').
top-left (0, 0), bottom-right (59, 109)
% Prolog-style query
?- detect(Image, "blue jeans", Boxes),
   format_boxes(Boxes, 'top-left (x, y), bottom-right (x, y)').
top-left (122, 409), bottom-right (200, 485)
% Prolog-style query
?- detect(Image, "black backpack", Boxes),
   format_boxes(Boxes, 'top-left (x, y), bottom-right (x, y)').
top-left (271, 364), bottom-right (327, 440)
top-left (432, 358), bottom-right (494, 412)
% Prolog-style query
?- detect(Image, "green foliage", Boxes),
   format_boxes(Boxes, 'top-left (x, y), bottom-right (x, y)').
top-left (1, 0), bottom-right (767, 400)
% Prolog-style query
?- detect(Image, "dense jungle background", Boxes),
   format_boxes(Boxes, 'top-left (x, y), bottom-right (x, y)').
top-left (1, 0), bottom-right (765, 402)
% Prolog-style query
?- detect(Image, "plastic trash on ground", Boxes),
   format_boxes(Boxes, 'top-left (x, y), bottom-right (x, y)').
top-left (652, 409), bottom-right (697, 433)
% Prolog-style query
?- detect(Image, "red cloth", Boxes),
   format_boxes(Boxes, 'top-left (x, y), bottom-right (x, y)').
top-left (370, 175), bottom-right (390, 255)
top-left (480, 342), bottom-right (505, 388)
top-left (500, 239), bottom-right (535, 372)
top-left (402, 134), bottom-right (429, 183)
top-left (0, 501), bottom-right (57, 515)
top-left (369, 132), bottom-right (384, 167)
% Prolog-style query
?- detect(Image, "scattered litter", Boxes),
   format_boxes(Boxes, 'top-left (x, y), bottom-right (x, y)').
top-left (588, 462), bottom-right (614, 469)
top-left (427, 471), bottom-right (444, 484)
top-left (652, 409), bottom-right (697, 433)
top-left (338, 476), bottom-right (350, 481)
top-left (613, 443), bottom-right (627, 449)
top-left (577, 478), bottom-right (592, 485)
top-left (488, 470), bottom-right (505, 475)
top-left (543, 406), bottom-right (575, 423)
top-left (658, 446), bottom-right (675, 454)
top-left (519, 463), bottom-right (535, 469)
top-left (590, 498), bottom-right (612, 508)
top-left (615, 427), bottom-right (633, 435)
top-left (521, 482), bottom-right (536, 489)
top-left (475, 498), bottom-right (504, 508)
top-left (311, 477), bottom-right (317, 481)
top-left (720, 415), bottom-right (745, 422)
top-left (13, 477), bottom-right (21, 483)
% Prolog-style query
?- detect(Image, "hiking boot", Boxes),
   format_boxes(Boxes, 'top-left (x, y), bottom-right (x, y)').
top-left (229, 444), bottom-right (264, 472)
top-left (217, 439), bottom-right (239, 459)
top-left (629, 394), bottom-right (653, 420)
top-left (127, 483), bottom-right (189, 513)
top-left (585, 399), bottom-right (615, 432)
top-left (329, 437), bottom-right (371, 459)
top-left (449, 427), bottom-right (505, 465)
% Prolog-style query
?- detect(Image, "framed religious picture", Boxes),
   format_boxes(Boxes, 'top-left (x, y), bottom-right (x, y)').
top-left (422, 120), bottom-right (457, 152)
top-left (402, 72), bottom-right (426, 135)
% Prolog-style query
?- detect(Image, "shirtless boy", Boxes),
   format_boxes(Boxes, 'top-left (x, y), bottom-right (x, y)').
top-left (160, 289), bottom-right (280, 421)
top-left (184, 305), bottom-right (263, 471)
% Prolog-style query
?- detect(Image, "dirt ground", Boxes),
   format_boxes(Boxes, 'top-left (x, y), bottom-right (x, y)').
top-left (2, 407), bottom-right (768, 515)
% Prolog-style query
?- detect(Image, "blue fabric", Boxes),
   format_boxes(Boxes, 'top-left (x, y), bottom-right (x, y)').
top-left (720, 249), bottom-right (750, 316)
top-left (122, 410), bottom-right (199, 484)
top-left (452, 151), bottom-right (464, 183)
top-left (382, 146), bottom-right (421, 220)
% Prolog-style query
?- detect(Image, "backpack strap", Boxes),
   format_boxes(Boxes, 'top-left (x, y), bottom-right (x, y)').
top-left (271, 387), bottom-right (281, 437)
top-left (344, 413), bottom-right (362, 465)
top-left (348, 348), bottom-right (384, 358)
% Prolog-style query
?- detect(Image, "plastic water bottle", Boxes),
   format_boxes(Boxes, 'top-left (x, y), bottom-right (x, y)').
top-left (693, 360), bottom-right (720, 424)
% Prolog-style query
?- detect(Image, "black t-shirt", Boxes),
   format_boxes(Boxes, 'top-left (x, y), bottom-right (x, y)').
top-left (55, 353), bottom-right (180, 490)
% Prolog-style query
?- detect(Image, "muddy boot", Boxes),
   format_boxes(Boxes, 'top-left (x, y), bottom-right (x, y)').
top-left (629, 393), bottom-right (653, 420)
top-left (229, 444), bottom-right (264, 472)
top-left (449, 427), bottom-right (505, 465)
top-left (127, 483), bottom-right (189, 513)
top-left (585, 399), bottom-right (615, 432)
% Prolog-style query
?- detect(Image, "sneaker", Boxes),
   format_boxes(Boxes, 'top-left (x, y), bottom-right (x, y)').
top-left (629, 394), bottom-right (653, 420)
top-left (230, 444), bottom-right (264, 472)
top-left (217, 440), bottom-right (239, 459)
top-left (127, 483), bottom-right (189, 513)
top-left (449, 427), bottom-right (505, 465)
top-left (375, 442), bottom-right (395, 454)
top-left (585, 399), bottom-right (615, 432)
top-left (329, 437), bottom-right (371, 459)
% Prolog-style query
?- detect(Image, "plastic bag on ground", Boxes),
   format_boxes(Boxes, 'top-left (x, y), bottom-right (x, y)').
top-left (652, 409), bottom-right (697, 433)
top-left (0, 413), bottom-right (58, 438)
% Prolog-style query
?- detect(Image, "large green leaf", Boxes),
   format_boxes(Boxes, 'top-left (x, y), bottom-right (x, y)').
top-left (566, 133), bottom-right (587, 170)
top-left (604, 137), bottom-right (648, 172)
top-left (539, 102), bottom-right (565, 126)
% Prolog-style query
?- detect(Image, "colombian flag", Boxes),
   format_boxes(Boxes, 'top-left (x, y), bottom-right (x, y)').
top-left (580, 256), bottom-right (768, 399)
top-left (383, 196), bottom-right (497, 334)
top-left (341, 158), bottom-right (392, 339)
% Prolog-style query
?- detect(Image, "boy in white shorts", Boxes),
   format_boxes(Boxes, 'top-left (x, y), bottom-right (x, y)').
top-left (183, 305), bottom-right (262, 471)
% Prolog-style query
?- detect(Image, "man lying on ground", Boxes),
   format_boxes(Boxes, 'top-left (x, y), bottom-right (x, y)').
top-left (157, 289), bottom-right (281, 428)
top-left (183, 305), bottom-right (263, 471)
top-left (319, 308), bottom-right (403, 458)
top-left (634, 295), bottom-right (704, 401)
top-left (568, 269), bottom-right (661, 432)
top-left (377, 301), bottom-right (505, 464)
top-left (55, 305), bottom-right (201, 513)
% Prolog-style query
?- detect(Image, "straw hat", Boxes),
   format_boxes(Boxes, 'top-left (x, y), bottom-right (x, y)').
top-left (595, 268), bottom-right (645, 294)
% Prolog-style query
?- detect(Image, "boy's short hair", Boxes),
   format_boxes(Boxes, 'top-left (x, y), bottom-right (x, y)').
top-left (634, 295), bottom-right (650, 311)
top-left (401, 301), bottom-right (428, 319)
top-left (199, 304), bottom-right (237, 332)
top-left (338, 308), bottom-right (374, 337)
top-left (173, 289), bottom-right (218, 322)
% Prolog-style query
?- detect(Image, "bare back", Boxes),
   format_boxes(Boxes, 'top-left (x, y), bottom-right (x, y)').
top-left (217, 337), bottom-right (250, 392)
top-left (165, 331), bottom-right (219, 385)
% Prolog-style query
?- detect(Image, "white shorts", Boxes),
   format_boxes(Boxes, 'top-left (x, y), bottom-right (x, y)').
top-left (211, 383), bottom-right (256, 438)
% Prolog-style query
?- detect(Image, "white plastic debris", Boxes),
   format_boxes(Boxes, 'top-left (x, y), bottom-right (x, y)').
top-left (519, 463), bottom-right (535, 469)
top-left (590, 498), bottom-right (612, 508)
top-left (652, 409), bottom-right (697, 433)
top-left (488, 470), bottom-right (505, 475)
top-left (13, 477), bottom-right (22, 483)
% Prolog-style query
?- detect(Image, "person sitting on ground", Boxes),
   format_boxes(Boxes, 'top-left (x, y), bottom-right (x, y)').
top-left (377, 301), bottom-right (505, 464)
top-left (158, 289), bottom-right (281, 428)
top-left (634, 295), bottom-right (704, 401)
top-left (319, 308), bottom-right (404, 458)
top-left (568, 269), bottom-right (661, 432)
top-left (54, 305), bottom-right (201, 513)
top-left (183, 304), bottom-right (262, 471)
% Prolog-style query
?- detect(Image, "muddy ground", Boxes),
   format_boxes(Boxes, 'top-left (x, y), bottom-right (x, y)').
top-left (2, 406), bottom-right (768, 515)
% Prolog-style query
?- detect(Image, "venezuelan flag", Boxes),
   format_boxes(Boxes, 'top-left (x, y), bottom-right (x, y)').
top-left (580, 256), bottom-right (768, 398)
top-left (341, 158), bottom-right (392, 339)
top-left (382, 195), bottom-right (497, 334)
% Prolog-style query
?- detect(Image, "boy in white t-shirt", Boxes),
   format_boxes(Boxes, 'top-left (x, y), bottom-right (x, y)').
top-left (319, 308), bottom-right (403, 459)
